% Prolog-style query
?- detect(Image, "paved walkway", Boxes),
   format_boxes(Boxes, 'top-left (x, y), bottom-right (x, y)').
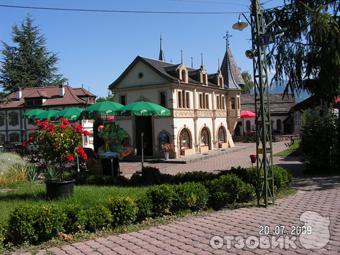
top-left (120, 142), bottom-right (287, 177)
top-left (33, 172), bottom-right (340, 255)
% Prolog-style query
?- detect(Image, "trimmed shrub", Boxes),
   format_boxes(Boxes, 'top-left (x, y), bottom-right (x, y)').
top-left (136, 195), bottom-right (153, 221)
top-left (172, 182), bottom-right (208, 212)
top-left (172, 171), bottom-right (217, 184)
top-left (205, 174), bottom-right (246, 210)
top-left (77, 205), bottom-right (112, 232)
top-left (7, 205), bottom-right (66, 244)
top-left (146, 184), bottom-right (176, 217)
top-left (238, 182), bottom-right (256, 202)
top-left (272, 166), bottom-right (292, 191)
top-left (107, 197), bottom-right (138, 227)
top-left (63, 204), bottom-right (85, 233)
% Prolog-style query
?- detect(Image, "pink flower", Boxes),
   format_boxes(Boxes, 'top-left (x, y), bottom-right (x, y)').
top-left (21, 141), bottom-right (27, 148)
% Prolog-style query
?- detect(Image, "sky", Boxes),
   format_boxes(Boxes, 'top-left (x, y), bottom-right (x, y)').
top-left (0, 0), bottom-right (285, 97)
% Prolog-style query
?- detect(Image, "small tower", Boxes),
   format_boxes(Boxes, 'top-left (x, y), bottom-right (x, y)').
top-left (221, 31), bottom-right (244, 89)
top-left (159, 34), bottom-right (165, 62)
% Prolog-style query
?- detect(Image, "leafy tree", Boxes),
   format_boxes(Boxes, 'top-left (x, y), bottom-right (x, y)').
top-left (241, 71), bottom-right (254, 94)
top-left (266, 1), bottom-right (339, 105)
top-left (0, 16), bottom-right (66, 93)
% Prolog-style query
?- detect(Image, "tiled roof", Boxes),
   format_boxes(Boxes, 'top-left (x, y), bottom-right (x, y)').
top-left (109, 49), bottom-right (244, 90)
top-left (0, 85), bottom-right (96, 109)
top-left (221, 48), bottom-right (244, 90)
top-left (241, 93), bottom-right (295, 114)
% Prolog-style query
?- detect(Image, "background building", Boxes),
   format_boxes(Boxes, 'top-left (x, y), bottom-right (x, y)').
top-left (0, 85), bottom-right (96, 147)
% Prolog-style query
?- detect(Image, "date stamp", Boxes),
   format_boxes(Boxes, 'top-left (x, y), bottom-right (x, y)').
top-left (259, 224), bottom-right (312, 236)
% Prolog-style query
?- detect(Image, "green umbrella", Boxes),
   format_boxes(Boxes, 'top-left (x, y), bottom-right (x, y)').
top-left (85, 101), bottom-right (124, 116)
top-left (35, 109), bottom-right (60, 120)
top-left (119, 101), bottom-right (171, 116)
top-left (23, 109), bottom-right (46, 119)
top-left (55, 107), bottom-right (84, 121)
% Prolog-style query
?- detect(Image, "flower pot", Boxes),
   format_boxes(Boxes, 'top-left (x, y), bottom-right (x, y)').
top-left (46, 179), bottom-right (75, 200)
top-left (164, 151), bottom-right (170, 160)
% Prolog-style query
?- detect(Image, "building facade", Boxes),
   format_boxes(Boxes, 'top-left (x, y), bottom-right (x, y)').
top-left (109, 41), bottom-right (244, 159)
top-left (0, 85), bottom-right (96, 147)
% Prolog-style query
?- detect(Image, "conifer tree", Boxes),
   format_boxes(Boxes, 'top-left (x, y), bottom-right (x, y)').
top-left (0, 16), bottom-right (66, 93)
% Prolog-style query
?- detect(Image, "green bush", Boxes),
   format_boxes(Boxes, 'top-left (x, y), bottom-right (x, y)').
top-left (172, 171), bottom-right (217, 184)
top-left (77, 205), bottom-right (112, 232)
top-left (146, 185), bottom-right (176, 217)
top-left (172, 182), bottom-right (208, 212)
top-left (107, 197), bottom-right (138, 227)
top-left (205, 174), bottom-right (246, 210)
top-left (272, 166), bottom-right (292, 191)
top-left (63, 204), bottom-right (85, 233)
top-left (136, 196), bottom-right (153, 221)
top-left (7, 205), bottom-right (66, 244)
top-left (238, 182), bottom-right (256, 202)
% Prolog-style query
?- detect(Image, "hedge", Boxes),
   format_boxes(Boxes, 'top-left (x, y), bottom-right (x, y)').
top-left (4, 166), bottom-right (292, 246)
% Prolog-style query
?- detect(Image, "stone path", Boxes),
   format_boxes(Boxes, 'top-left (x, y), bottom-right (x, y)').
top-left (31, 174), bottom-right (340, 255)
top-left (120, 142), bottom-right (287, 177)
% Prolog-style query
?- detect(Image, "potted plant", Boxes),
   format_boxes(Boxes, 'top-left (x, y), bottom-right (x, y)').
top-left (29, 118), bottom-right (90, 199)
top-left (161, 143), bottom-right (173, 160)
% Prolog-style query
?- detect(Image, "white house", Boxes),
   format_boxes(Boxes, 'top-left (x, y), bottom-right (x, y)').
top-left (109, 38), bottom-right (244, 159)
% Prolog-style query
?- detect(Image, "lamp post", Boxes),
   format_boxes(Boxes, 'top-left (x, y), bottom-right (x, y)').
top-left (232, 0), bottom-right (274, 207)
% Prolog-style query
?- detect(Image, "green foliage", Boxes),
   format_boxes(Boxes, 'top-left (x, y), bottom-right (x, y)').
top-left (0, 16), bottom-right (66, 93)
top-left (301, 108), bottom-right (339, 173)
top-left (0, 164), bottom-right (29, 187)
top-left (205, 174), bottom-right (247, 210)
top-left (7, 205), bottom-right (65, 244)
top-left (98, 123), bottom-right (128, 154)
top-left (266, 1), bottom-right (339, 103)
top-left (272, 166), bottom-right (292, 191)
top-left (107, 197), bottom-right (138, 227)
top-left (240, 71), bottom-right (254, 94)
top-left (135, 195), bottom-right (153, 221)
top-left (238, 182), bottom-right (256, 203)
top-left (172, 182), bottom-right (208, 212)
top-left (62, 204), bottom-right (84, 233)
top-left (77, 205), bottom-right (112, 232)
top-left (146, 185), bottom-right (176, 217)
top-left (274, 139), bottom-right (301, 157)
top-left (0, 152), bottom-right (26, 174)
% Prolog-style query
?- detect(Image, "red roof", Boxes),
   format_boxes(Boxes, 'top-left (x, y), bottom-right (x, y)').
top-left (0, 85), bottom-right (96, 109)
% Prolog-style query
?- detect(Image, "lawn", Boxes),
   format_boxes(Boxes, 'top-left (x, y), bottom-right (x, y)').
top-left (274, 139), bottom-right (301, 157)
top-left (0, 182), bottom-right (148, 226)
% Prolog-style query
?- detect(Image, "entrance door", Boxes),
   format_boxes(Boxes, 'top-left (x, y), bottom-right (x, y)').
top-left (135, 116), bottom-right (153, 156)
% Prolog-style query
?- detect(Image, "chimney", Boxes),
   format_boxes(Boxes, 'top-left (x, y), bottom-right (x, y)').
top-left (59, 84), bottom-right (65, 97)
top-left (16, 87), bottom-right (22, 100)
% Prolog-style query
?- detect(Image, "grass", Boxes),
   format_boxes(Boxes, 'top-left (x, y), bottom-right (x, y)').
top-left (274, 139), bottom-right (301, 157)
top-left (0, 152), bottom-right (26, 174)
top-left (0, 182), bottom-right (148, 226)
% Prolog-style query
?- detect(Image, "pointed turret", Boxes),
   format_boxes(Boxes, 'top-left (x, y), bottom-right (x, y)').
top-left (159, 34), bottom-right (165, 61)
top-left (221, 31), bottom-right (244, 89)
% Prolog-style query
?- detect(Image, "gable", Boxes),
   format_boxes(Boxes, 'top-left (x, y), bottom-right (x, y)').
top-left (113, 61), bottom-right (170, 89)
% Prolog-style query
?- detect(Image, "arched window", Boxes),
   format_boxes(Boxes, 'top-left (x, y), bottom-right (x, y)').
top-left (181, 69), bottom-right (187, 83)
top-left (218, 126), bottom-right (226, 143)
top-left (277, 119), bottom-right (282, 132)
top-left (179, 128), bottom-right (191, 149)
top-left (8, 111), bottom-right (19, 126)
top-left (200, 127), bottom-right (210, 148)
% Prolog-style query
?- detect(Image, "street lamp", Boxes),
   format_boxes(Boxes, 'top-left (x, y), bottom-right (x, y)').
top-left (232, 0), bottom-right (274, 208)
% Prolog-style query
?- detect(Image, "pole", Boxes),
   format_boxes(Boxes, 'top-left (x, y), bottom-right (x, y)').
top-left (251, 0), bottom-right (274, 207)
top-left (141, 132), bottom-right (144, 169)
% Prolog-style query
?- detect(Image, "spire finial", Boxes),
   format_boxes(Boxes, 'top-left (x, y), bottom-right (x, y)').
top-left (158, 34), bottom-right (164, 61)
top-left (223, 31), bottom-right (232, 50)
top-left (180, 49), bottom-right (183, 64)
top-left (200, 53), bottom-right (204, 69)
top-left (218, 58), bottom-right (220, 72)
top-left (191, 56), bottom-right (193, 68)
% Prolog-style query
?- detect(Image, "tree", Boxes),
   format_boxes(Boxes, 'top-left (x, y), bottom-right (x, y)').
top-left (0, 16), bottom-right (66, 93)
top-left (241, 71), bottom-right (254, 94)
top-left (266, 1), bottom-right (339, 105)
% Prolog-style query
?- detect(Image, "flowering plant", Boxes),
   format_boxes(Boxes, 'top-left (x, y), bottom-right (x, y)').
top-left (26, 118), bottom-right (90, 178)
top-left (161, 143), bottom-right (174, 152)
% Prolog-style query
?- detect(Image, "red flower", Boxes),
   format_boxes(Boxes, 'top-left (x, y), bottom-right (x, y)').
top-left (82, 130), bottom-right (91, 136)
top-left (60, 123), bottom-right (67, 129)
top-left (28, 136), bottom-right (34, 143)
top-left (60, 118), bottom-right (70, 126)
top-left (76, 146), bottom-right (88, 161)
top-left (67, 154), bottom-right (74, 161)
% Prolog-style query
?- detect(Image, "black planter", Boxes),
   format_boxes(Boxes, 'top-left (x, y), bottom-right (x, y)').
top-left (46, 179), bottom-right (75, 200)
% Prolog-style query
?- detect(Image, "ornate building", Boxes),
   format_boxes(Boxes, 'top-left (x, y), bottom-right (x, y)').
top-left (109, 35), bottom-right (244, 158)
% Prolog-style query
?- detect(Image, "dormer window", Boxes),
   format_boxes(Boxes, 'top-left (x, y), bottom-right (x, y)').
top-left (180, 67), bottom-right (188, 83)
top-left (202, 73), bottom-right (208, 85)
top-left (218, 76), bottom-right (224, 87)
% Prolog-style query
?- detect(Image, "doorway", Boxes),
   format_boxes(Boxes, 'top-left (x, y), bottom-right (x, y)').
top-left (135, 116), bottom-right (153, 156)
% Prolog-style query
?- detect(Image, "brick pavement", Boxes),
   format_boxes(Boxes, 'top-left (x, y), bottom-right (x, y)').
top-left (120, 142), bottom-right (287, 177)
top-left (29, 167), bottom-right (340, 254)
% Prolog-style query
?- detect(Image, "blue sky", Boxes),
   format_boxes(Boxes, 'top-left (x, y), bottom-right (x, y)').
top-left (0, 0), bottom-right (284, 97)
